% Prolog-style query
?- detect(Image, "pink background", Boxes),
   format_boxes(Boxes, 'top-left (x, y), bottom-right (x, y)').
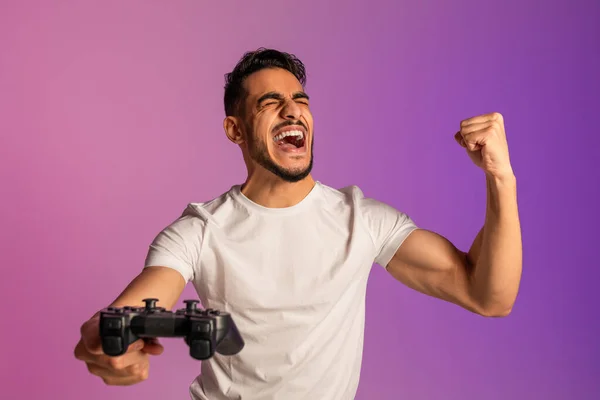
top-left (2, 1), bottom-right (599, 399)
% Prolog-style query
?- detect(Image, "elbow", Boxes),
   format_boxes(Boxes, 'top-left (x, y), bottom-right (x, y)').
top-left (475, 302), bottom-right (514, 318)
top-left (468, 284), bottom-right (519, 318)
top-left (479, 307), bottom-right (512, 318)
top-left (470, 296), bottom-right (515, 317)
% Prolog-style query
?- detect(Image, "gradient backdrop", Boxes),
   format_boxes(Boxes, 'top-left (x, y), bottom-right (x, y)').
top-left (1, 1), bottom-right (599, 399)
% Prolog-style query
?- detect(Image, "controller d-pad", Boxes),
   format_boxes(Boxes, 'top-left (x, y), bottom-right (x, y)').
top-left (106, 319), bottom-right (122, 330)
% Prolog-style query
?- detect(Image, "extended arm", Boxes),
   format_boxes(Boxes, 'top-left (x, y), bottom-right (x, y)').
top-left (104, 211), bottom-right (202, 311)
top-left (74, 214), bottom-right (197, 386)
top-left (108, 266), bottom-right (187, 310)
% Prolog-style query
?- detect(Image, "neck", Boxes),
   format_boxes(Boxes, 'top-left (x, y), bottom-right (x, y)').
top-left (241, 173), bottom-right (316, 208)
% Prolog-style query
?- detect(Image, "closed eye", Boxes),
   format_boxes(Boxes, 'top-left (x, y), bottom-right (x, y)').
top-left (257, 91), bottom-right (310, 107)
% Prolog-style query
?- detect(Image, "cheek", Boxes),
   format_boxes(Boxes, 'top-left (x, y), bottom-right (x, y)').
top-left (303, 111), bottom-right (313, 127)
top-left (256, 115), bottom-right (277, 136)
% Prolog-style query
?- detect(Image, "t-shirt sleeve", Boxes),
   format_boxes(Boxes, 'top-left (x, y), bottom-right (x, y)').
top-left (143, 214), bottom-right (204, 283)
top-left (358, 194), bottom-right (419, 268)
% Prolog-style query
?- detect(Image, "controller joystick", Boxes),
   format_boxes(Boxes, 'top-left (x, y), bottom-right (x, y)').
top-left (184, 299), bottom-right (199, 312)
top-left (99, 299), bottom-right (244, 361)
top-left (143, 298), bottom-right (158, 310)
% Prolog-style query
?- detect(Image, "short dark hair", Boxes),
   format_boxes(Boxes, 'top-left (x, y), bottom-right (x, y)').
top-left (223, 48), bottom-right (307, 117)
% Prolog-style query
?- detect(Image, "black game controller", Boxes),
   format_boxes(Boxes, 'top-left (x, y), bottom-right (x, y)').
top-left (99, 298), bottom-right (244, 360)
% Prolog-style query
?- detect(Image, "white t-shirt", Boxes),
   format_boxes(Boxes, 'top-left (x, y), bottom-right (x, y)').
top-left (144, 181), bottom-right (418, 400)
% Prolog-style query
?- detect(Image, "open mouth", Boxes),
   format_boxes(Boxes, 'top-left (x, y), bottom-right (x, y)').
top-left (273, 129), bottom-right (306, 152)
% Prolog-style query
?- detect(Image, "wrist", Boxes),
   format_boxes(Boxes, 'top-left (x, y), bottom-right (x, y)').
top-left (485, 169), bottom-right (516, 189)
top-left (485, 170), bottom-right (518, 215)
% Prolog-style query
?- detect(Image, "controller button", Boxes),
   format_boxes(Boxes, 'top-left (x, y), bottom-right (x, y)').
top-left (106, 319), bottom-right (122, 330)
top-left (192, 322), bottom-right (211, 333)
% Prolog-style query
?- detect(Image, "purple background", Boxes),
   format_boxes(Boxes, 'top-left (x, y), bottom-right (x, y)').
top-left (1, 1), bottom-right (598, 399)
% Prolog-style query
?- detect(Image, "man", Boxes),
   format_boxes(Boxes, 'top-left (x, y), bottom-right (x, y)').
top-left (74, 48), bottom-right (522, 399)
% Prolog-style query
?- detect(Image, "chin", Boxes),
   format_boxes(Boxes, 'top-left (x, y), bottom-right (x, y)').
top-left (268, 157), bottom-right (313, 183)
top-left (250, 138), bottom-right (314, 182)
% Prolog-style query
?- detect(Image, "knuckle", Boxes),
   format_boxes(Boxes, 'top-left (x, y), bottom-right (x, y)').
top-left (139, 366), bottom-right (150, 381)
top-left (73, 346), bottom-right (83, 360)
top-left (108, 356), bottom-right (124, 370)
top-left (86, 363), bottom-right (103, 377)
top-left (126, 363), bottom-right (149, 382)
top-left (127, 360), bottom-right (150, 378)
top-left (129, 363), bottom-right (142, 376)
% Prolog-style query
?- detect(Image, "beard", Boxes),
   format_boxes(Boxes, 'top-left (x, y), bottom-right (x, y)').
top-left (246, 128), bottom-right (314, 183)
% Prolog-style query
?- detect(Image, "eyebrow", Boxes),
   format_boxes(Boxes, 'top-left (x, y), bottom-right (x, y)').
top-left (257, 91), bottom-right (310, 105)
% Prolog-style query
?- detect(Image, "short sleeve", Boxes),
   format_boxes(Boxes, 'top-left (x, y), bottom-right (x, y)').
top-left (358, 195), bottom-right (419, 268)
top-left (144, 213), bottom-right (204, 283)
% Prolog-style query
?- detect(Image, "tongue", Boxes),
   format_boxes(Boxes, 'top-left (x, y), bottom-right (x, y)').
top-left (277, 140), bottom-right (299, 152)
top-left (276, 135), bottom-right (302, 149)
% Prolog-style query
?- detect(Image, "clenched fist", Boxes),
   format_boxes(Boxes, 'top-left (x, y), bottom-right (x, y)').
top-left (454, 112), bottom-right (514, 180)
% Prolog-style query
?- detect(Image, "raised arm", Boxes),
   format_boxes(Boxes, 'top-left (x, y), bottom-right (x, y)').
top-left (386, 112), bottom-right (522, 317)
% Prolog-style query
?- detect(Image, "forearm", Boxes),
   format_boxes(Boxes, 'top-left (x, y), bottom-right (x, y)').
top-left (467, 173), bottom-right (522, 316)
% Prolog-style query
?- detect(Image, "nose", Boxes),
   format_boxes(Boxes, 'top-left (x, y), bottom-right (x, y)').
top-left (280, 98), bottom-right (302, 120)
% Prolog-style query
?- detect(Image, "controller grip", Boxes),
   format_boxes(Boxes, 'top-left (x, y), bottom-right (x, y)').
top-left (217, 321), bottom-right (245, 355)
top-left (99, 314), bottom-right (137, 356)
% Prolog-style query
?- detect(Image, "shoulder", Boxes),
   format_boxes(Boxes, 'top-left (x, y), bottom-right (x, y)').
top-left (316, 182), bottom-right (367, 205)
top-left (317, 182), bottom-right (396, 214)
top-left (149, 188), bottom-right (238, 242)
top-left (179, 187), bottom-right (241, 227)
top-left (319, 181), bottom-right (415, 229)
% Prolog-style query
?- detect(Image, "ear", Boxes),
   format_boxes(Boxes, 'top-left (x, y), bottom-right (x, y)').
top-left (223, 116), bottom-right (245, 144)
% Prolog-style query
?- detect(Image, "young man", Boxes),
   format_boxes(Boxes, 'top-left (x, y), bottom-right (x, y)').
top-left (74, 48), bottom-right (522, 400)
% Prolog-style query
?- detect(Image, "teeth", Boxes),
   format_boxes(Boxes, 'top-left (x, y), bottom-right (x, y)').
top-left (273, 130), bottom-right (304, 142)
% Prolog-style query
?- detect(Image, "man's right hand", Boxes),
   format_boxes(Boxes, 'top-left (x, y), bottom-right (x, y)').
top-left (74, 266), bottom-right (186, 385)
top-left (74, 313), bottom-right (165, 386)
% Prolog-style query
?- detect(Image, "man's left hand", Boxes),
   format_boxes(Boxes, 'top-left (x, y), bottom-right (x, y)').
top-left (454, 112), bottom-right (514, 180)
